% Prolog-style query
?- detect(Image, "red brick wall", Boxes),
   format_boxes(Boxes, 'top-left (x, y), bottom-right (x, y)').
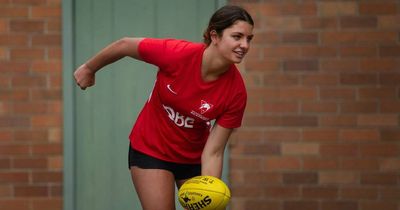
top-left (229, 1), bottom-right (400, 210)
top-left (0, 0), bottom-right (62, 209)
top-left (1, 0), bottom-right (399, 210)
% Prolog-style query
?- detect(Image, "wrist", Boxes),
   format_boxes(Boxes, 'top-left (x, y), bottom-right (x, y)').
top-left (84, 63), bottom-right (96, 74)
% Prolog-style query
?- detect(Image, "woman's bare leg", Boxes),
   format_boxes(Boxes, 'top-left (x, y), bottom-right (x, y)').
top-left (130, 167), bottom-right (176, 210)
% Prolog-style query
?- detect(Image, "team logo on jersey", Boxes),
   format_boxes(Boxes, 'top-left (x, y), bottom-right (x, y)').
top-left (199, 100), bottom-right (213, 114)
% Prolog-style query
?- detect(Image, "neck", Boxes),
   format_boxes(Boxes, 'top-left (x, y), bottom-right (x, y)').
top-left (201, 45), bottom-right (231, 82)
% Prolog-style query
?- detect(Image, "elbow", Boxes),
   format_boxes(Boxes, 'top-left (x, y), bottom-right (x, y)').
top-left (201, 148), bottom-right (224, 163)
top-left (117, 37), bottom-right (141, 59)
top-left (201, 151), bottom-right (212, 165)
top-left (107, 38), bottom-right (130, 59)
top-left (201, 151), bottom-right (207, 164)
top-left (118, 37), bottom-right (131, 45)
top-left (115, 37), bottom-right (131, 50)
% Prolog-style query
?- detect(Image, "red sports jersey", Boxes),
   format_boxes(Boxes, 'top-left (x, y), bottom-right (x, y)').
top-left (129, 38), bottom-right (247, 164)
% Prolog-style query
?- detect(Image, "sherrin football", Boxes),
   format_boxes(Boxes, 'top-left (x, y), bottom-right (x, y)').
top-left (178, 176), bottom-right (231, 210)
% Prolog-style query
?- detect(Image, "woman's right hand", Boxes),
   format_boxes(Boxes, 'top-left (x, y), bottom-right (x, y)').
top-left (74, 64), bottom-right (96, 90)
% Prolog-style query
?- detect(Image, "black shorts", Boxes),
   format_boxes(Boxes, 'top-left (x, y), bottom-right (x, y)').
top-left (128, 145), bottom-right (201, 180)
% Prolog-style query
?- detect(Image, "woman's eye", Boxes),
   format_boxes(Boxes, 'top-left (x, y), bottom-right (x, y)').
top-left (232, 35), bottom-right (241, 40)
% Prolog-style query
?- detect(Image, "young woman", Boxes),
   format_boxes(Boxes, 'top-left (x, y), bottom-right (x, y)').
top-left (74, 5), bottom-right (254, 210)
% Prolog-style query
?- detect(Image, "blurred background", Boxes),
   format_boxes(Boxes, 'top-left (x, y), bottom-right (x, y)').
top-left (0, 0), bottom-right (399, 210)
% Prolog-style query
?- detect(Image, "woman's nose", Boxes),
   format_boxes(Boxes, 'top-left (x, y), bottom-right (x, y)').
top-left (240, 39), bottom-right (249, 50)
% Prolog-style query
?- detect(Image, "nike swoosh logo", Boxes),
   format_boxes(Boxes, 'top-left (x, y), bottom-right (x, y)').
top-left (167, 84), bottom-right (177, 95)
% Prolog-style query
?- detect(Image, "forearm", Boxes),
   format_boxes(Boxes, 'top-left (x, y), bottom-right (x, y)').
top-left (201, 151), bottom-right (224, 178)
top-left (201, 124), bottom-right (232, 178)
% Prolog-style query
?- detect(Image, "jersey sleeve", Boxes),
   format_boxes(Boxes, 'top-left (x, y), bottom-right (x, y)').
top-left (216, 90), bottom-right (247, 129)
top-left (138, 38), bottom-right (192, 74)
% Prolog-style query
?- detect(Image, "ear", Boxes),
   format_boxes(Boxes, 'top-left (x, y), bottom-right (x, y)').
top-left (210, 30), bottom-right (219, 45)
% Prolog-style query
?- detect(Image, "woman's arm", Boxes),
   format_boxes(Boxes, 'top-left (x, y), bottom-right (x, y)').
top-left (74, 37), bottom-right (143, 90)
top-left (201, 124), bottom-right (233, 178)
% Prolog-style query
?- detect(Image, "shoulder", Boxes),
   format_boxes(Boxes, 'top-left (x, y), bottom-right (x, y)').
top-left (137, 38), bottom-right (205, 69)
top-left (139, 38), bottom-right (204, 56)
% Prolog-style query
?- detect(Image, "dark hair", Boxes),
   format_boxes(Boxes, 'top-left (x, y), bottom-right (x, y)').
top-left (203, 5), bottom-right (254, 45)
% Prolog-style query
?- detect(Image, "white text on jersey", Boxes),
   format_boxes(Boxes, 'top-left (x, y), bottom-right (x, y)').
top-left (163, 104), bottom-right (194, 128)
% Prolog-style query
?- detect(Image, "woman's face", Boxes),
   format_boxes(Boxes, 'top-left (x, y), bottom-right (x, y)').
top-left (214, 20), bottom-right (254, 64)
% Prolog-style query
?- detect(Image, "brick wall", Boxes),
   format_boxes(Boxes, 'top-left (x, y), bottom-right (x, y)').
top-left (0, 0), bottom-right (62, 209)
top-left (1, 0), bottom-right (399, 210)
top-left (229, 1), bottom-right (400, 210)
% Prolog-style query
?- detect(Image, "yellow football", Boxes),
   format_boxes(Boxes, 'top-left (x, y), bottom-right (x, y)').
top-left (178, 176), bottom-right (231, 210)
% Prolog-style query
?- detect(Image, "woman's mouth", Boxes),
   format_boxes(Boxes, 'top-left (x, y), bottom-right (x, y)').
top-left (234, 50), bottom-right (245, 58)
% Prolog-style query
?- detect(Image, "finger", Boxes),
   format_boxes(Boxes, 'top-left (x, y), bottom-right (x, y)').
top-left (76, 82), bottom-right (86, 90)
top-left (73, 73), bottom-right (79, 82)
